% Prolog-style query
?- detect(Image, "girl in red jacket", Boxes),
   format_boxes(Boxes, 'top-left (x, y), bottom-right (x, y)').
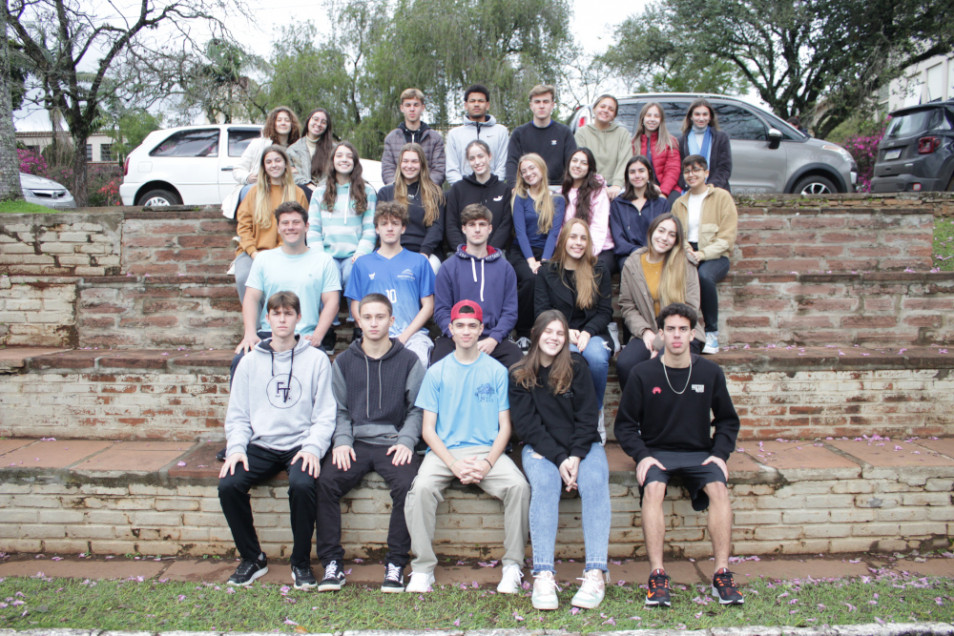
top-left (631, 102), bottom-right (682, 202)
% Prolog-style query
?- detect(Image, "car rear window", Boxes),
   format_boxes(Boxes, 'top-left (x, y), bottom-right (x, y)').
top-left (884, 110), bottom-right (937, 139)
top-left (228, 129), bottom-right (261, 157)
top-left (150, 129), bottom-right (219, 158)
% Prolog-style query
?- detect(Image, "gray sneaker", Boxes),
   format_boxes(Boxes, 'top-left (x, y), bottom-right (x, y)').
top-left (702, 331), bottom-right (720, 354)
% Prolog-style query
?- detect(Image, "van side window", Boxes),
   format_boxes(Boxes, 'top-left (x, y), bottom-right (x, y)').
top-left (715, 104), bottom-right (767, 141)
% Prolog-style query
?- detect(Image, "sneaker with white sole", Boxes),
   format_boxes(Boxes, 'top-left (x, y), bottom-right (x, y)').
top-left (516, 336), bottom-right (532, 353)
top-left (381, 562), bottom-right (405, 593)
top-left (405, 571), bottom-right (434, 593)
top-left (291, 565), bottom-right (317, 590)
top-left (496, 563), bottom-right (523, 594)
top-left (571, 568), bottom-right (606, 609)
top-left (532, 570), bottom-right (559, 610)
top-left (227, 554), bottom-right (268, 587)
top-left (702, 331), bottom-right (720, 354)
top-left (318, 560), bottom-right (345, 592)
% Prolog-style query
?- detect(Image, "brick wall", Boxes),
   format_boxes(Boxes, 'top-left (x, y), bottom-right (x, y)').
top-left (0, 213), bottom-right (122, 276)
top-left (0, 276), bottom-right (77, 346)
top-left (1, 459), bottom-right (949, 559)
top-left (4, 349), bottom-right (952, 441)
top-left (121, 210), bottom-right (235, 276)
top-left (77, 276), bottom-right (241, 348)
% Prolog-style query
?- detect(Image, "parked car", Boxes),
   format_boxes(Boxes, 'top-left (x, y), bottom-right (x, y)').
top-left (870, 100), bottom-right (954, 193)
top-left (120, 124), bottom-right (384, 207)
top-left (570, 93), bottom-right (857, 195)
top-left (20, 172), bottom-right (76, 209)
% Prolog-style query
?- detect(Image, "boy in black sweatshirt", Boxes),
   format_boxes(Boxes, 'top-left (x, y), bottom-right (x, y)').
top-left (315, 293), bottom-right (426, 593)
top-left (614, 303), bottom-right (744, 608)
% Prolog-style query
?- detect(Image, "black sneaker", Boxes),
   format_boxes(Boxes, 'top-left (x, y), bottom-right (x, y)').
top-left (645, 568), bottom-right (671, 607)
top-left (216, 447), bottom-right (227, 462)
top-left (351, 326), bottom-right (363, 343)
top-left (228, 555), bottom-right (268, 587)
top-left (321, 328), bottom-right (337, 354)
top-left (318, 560), bottom-right (346, 592)
top-left (381, 562), bottom-right (405, 593)
top-left (711, 568), bottom-right (744, 605)
top-left (291, 565), bottom-right (317, 590)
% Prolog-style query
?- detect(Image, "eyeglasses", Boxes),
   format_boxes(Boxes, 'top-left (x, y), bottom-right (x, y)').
top-left (683, 167), bottom-right (706, 175)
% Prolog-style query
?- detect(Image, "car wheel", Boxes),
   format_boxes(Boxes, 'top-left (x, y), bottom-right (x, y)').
top-left (136, 189), bottom-right (181, 207)
top-left (793, 175), bottom-right (838, 195)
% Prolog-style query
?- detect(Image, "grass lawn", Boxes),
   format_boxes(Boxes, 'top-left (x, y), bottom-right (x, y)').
top-left (0, 200), bottom-right (64, 214)
top-left (934, 216), bottom-right (954, 271)
top-left (1, 569), bottom-right (951, 633)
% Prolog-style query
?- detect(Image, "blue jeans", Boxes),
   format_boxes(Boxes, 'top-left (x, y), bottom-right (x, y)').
top-left (571, 335), bottom-right (611, 406)
top-left (333, 256), bottom-right (354, 324)
top-left (697, 257), bottom-right (730, 333)
top-left (522, 442), bottom-right (610, 574)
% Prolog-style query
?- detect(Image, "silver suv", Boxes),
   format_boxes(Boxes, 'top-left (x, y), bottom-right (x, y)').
top-left (571, 93), bottom-right (857, 195)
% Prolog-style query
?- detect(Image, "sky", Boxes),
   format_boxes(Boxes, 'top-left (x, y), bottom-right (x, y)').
top-left (13, 0), bottom-right (651, 131)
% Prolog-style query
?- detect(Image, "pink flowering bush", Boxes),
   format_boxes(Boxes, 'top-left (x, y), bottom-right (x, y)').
top-left (843, 119), bottom-right (889, 192)
top-left (17, 148), bottom-right (48, 176)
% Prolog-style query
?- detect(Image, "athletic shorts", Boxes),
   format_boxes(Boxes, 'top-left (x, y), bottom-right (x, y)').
top-left (638, 450), bottom-right (726, 512)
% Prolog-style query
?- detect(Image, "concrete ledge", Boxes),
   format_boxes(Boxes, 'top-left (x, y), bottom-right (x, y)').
top-left (0, 437), bottom-right (951, 560)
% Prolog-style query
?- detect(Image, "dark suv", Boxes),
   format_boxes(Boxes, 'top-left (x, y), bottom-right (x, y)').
top-left (871, 100), bottom-right (954, 193)
top-left (571, 93), bottom-right (857, 195)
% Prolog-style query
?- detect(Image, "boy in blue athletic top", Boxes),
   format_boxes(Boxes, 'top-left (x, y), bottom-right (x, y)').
top-left (345, 201), bottom-right (436, 365)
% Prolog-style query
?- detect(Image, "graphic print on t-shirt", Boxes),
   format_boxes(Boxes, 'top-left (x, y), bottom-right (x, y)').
top-left (267, 375), bottom-right (302, 408)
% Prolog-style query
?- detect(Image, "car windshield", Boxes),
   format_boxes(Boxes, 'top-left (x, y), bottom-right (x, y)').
top-left (884, 110), bottom-right (934, 139)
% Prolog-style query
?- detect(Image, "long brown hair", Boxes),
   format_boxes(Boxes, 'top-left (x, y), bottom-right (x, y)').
top-left (262, 106), bottom-right (301, 146)
top-left (552, 218), bottom-right (600, 310)
top-left (510, 310), bottom-right (574, 395)
top-left (321, 141), bottom-right (368, 214)
top-left (561, 147), bottom-right (604, 226)
top-left (512, 153), bottom-right (557, 235)
top-left (647, 213), bottom-right (689, 306)
top-left (681, 98), bottom-right (721, 135)
top-left (251, 146), bottom-right (297, 229)
top-left (394, 143), bottom-right (444, 226)
top-left (632, 102), bottom-right (677, 155)
top-left (304, 108), bottom-right (334, 182)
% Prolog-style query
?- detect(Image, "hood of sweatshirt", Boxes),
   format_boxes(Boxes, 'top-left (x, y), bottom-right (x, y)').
top-left (343, 337), bottom-right (406, 418)
top-left (399, 121), bottom-right (433, 144)
top-left (461, 172), bottom-right (502, 189)
top-left (452, 244), bottom-right (503, 303)
top-left (460, 114), bottom-right (500, 129)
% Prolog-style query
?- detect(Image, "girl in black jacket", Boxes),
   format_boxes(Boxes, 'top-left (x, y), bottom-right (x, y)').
top-left (678, 99), bottom-right (732, 191)
top-left (509, 310), bottom-right (610, 611)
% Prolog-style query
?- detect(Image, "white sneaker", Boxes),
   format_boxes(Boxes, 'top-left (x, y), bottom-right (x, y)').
top-left (496, 563), bottom-right (523, 594)
top-left (702, 331), bottom-right (720, 354)
top-left (571, 569), bottom-right (606, 609)
top-left (532, 570), bottom-right (559, 610)
top-left (405, 571), bottom-right (434, 593)
top-left (607, 322), bottom-right (621, 354)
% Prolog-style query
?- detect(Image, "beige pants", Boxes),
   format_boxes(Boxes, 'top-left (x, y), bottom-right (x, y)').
top-left (404, 445), bottom-right (530, 574)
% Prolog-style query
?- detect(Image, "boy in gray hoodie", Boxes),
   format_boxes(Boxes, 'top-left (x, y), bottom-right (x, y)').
top-left (219, 291), bottom-right (336, 590)
top-left (316, 293), bottom-right (425, 593)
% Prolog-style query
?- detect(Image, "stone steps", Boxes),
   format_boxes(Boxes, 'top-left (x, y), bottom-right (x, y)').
top-left (1, 435), bottom-right (951, 559)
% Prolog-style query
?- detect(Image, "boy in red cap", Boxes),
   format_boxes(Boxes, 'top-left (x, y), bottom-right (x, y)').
top-left (403, 299), bottom-right (530, 594)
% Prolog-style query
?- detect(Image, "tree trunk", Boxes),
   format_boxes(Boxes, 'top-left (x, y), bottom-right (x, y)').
top-left (0, 3), bottom-right (24, 201)
top-left (71, 133), bottom-right (89, 207)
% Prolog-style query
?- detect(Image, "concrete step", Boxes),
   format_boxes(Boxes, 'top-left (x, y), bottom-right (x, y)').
top-left (1, 436), bottom-right (951, 560)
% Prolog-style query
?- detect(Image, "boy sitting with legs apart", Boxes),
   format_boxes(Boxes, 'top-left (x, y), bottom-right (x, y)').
top-left (614, 302), bottom-right (744, 607)
top-left (404, 300), bottom-right (530, 593)
top-left (316, 293), bottom-right (426, 593)
top-left (218, 291), bottom-right (335, 590)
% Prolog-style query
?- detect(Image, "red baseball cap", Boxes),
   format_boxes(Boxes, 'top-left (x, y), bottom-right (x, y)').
top-left (450, 299), bottom-right (483, 323)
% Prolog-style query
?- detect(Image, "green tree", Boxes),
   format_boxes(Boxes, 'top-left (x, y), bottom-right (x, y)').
top-left (602, 0), bottom-right (954, 138)
top-left (105, 109), bottom-right (162, 162)
top-left (178, 38), bottom-right (263, 124)
top-left (3, 0), bottom-right (234, 206)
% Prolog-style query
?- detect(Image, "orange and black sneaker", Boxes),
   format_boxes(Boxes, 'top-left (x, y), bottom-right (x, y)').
top-left (645, 568), bottom-right (671, 607)
top-left (712, 568), bottom-right (744, 605)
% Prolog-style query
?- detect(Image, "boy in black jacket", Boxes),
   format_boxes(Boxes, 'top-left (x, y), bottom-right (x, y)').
top-left (315, 293), bottom-right (426, 593)
top-left (614, 303), bottom-right (743, 608)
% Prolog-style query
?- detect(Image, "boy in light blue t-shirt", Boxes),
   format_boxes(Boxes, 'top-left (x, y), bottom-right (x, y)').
top-left (345, 201), bottom-right (435, 365)
top-left (403, 300), bottom-right (529, 595)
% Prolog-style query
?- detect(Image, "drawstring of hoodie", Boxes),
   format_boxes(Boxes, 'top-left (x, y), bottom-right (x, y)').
top-left (269, 346), bottom-right (295, 403)
top-left (469, 256), bottom-right (485, 302)
top-left (362, 352), bottom-right (384, 418)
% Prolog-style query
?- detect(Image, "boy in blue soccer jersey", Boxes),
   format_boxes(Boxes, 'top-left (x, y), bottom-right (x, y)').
top-left (345, 201), bottom-right (435, 365)
top-left (403, 300), bottom-right (530, 595)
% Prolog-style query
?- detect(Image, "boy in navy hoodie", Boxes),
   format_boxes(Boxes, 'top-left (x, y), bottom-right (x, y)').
top-left (219, 291), bottom-right (336, 590)
top-left (430, 203), bottom-right (522, 368)
top-left (316, 293), bottom-right (425, 593)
